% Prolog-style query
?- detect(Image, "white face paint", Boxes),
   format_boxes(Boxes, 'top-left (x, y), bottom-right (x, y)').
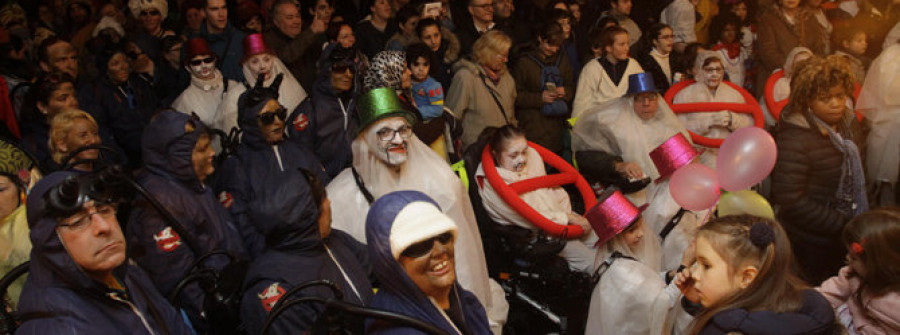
top-left (187, 55), bottom-right (216, 80)
top-left (247, 53), bottom-right (275, 81)
top-left (497, 136), bottom-right (528, 172)
top-left (701, 60), bottom-right (724, 89)
top-left (366, 117), bottom-right (411, 166)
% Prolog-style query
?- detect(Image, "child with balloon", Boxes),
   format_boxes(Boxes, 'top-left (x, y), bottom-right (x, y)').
top-left (770, 55), bottom-right (868, 284)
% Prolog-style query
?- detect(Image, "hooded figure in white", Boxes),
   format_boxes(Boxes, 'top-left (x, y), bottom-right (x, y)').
top-left (327, 88), bottom-right (508, 333)
top-left (760, 47), bottom-right (812, 126)
top-left (858, 44), bottom-right (900, 206)
top-left (220, 34), bottom-right (307, 135)
top-left (673, 50), bottom-right (753, 168)
top-left (585, 189), bottom-right (691, 335)
top-left (172, 38), bottom-right (239, 133)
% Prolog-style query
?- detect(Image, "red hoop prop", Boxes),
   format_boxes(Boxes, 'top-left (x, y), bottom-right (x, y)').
top-left (664, 79), bottom-right (765, 148)
top-left (764, 70), bottom-right (864, 122)
top-left (479, 141), bottom-right (594, 238)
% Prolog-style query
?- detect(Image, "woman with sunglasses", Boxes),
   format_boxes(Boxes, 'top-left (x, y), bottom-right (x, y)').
top-left (365, 190), bottom-right (492, 335)
top-left (173, 38), bottom-right (240, 133)
top-left (216, 73), bottom-right (329, 258)
top-left (220, 33), bottom-right (307, 136)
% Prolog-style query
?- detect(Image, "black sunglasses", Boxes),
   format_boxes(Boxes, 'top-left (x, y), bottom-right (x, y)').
top-left (189, 56), bottom-right (216, 66)
top-left (400, 232), bottom-right (453, 258)
top-left (331, 62), bottom-right (355, 74)
top-left (257, 107), bottom-right (287, 125)
top-left (140, 10), bottom-right (161, 17)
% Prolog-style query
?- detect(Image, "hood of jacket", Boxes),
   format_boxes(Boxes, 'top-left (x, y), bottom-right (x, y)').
top-left (365, 190), bottom-right (467, 334)
top-left (25, 171), bottom-right (129, 293)
top-left (237, 73), bottom-right (283, 150)
top-left (451, 57), bottom-right (484, 78)
top-left (141, 110), bottom-right (207, 192)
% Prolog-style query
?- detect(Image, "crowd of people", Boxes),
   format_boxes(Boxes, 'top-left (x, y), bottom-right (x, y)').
top-left (0, 0), bottom-right (899, 334)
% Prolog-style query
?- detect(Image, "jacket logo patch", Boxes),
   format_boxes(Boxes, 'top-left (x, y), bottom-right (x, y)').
top-left (293, 113), bottom-right (309, 131)
top-left (153, 227), bottom-right (182, 252)
top-left (219, 191), bottom-right (234, 209)
top-left (258, 282), bottom-right (286, 312)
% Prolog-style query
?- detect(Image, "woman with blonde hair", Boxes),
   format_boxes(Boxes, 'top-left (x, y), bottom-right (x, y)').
top-left (48, 109), bottom-right (101, 172)
top-left (446, 30), bottom-right (517, 149)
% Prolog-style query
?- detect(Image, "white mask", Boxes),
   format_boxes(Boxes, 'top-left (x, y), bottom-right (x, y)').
top-left (497, 136), bottom-right (528, 172)
top-left (365, 117), bottom-right (411, 166)
top-left (247, 53), bottom-right (275, 81)
top-left (187, 56), bottom-right (216, 80)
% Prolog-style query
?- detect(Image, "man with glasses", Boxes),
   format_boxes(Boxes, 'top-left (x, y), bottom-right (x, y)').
top-left (288, 47), bottom-right (360, 178)
top-left (173, 38), bottom-right (240, 133)
top-left (573, 72), bottom-right (689, 196)
top-left (127, 0), bottom-right (173, 62)
top-left (457, 0), bottom-right (497, 56)
top-left (15, 171), bottom-right (193, 334)
top-left (327, 87), bottom-right (509, 334)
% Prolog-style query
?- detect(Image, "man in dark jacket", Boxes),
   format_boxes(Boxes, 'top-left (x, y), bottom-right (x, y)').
top-left (215, 73), bottom-right (329, 258)
top-left (16, 171), bottom-right (193, 334)
top-left (264, 0), bottom-right (327, 92)
top-left (126, 110), bottom-right (253, 330)
top-left (288, 47), bottom-right (360, 178)
top-left (240, 168), bottom-right (372, 334)
top-left (189, 0), bottom-right (245, 81)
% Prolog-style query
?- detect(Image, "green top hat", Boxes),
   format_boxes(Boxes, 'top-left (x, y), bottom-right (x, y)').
top-left (357, 87), bottom-right (418, 134)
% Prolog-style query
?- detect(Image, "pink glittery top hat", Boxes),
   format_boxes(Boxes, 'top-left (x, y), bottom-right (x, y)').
top-left (650, 133), bottom-right (699, 182)
top-left (242, 33), bottom-right (274, 62)
top-left (585, 188), bottom-right (646, 246)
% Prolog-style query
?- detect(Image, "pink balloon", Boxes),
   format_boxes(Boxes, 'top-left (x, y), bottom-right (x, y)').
top-left (670, 163), bottom-right (721, 211)
top-left (717, 127), bottom-right (778, 191)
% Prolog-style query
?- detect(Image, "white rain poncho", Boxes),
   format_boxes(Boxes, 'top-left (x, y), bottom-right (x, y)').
top-left (673, 51), bottom-right (753, 168)
top-left (172, 69), bottom-right (237, 132)
top-left (585, 224), bottom-right (691, 334)
top-left (857, 44), bottom-right (900, 203)
top-left (219, 57), bottom-right (307, 134)
top-left (326, 127), bottom-right (508, 332)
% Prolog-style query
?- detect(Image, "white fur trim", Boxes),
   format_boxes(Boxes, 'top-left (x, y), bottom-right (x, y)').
top-left (128, 0), bottom-right (168, 20)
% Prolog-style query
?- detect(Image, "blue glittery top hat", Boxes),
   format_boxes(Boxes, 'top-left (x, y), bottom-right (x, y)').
top-left (625, 72), bottom-right (658, 96)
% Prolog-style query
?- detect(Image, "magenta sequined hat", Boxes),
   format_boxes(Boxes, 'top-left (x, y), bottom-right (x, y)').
top-left (242, 33), bottom-right (275, 63)
top-left (650, 133), bottom-right (699, 183)
top-left (585, 188), bottom-right (646, 246)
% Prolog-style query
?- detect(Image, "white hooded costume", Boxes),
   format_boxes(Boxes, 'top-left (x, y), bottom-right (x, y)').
top-left (586, 223), bottom-right (691, 334)
top-left (673, 51), bottom-right (754, 168)
top-left (475, 147), bottom-right (597, 272)
top-left (572, 94), bottom-right (705, 271)
top-left (760, 47), bottom-right (812, 126)
top-left (220, 57), bottom-right (307, 135)
top-left (327, 118), bottom-right (508, 332)
top-left (858, 44), bottom-right (900, 206)
top-left (172, 68), bottom-right (238, 132)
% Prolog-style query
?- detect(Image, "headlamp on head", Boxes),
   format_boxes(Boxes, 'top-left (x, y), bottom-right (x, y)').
top-left (43, 168), bottom-right (130, 219)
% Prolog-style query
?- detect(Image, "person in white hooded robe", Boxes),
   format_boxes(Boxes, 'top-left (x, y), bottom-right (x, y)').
top-left (326, 87), bottom-right (509, 333)
top-left (172, 38), bottom-right (240, 133)
top-left (585, 188), bottom-right (693, 335)
top-left (760, 47), bottom-right (812, 126)
top-left (858, 43), bottom-right (900, 206)
top-left (220, 33), bottom-right (307, 135)
top-left (673, 50), bottom-right (754, 168)
top-left (573, 72), bottom-right (687, 205)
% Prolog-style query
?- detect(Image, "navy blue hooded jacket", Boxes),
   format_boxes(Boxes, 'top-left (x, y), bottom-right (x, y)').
top-left (91, 74), bottom-right (159, 170)
top-left (287, 52), bottom-right (360, 179)
top-left (699, 289), bottom-right (837, 335)
top-left (127, 110), bottom-right (251, 327)
top-left (364, 191), bottom-right (491, 335)
top-left (16, 171), bottom-right (193, 334)
top-left (215, 76), bottom-right (329, 258)
top-left (239, 174), bottom-right (372, 334)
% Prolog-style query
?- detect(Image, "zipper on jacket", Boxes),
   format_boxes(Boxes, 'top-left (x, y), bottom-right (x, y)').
top-left (108, 292), bottom-right (158, 335)
top-left (324, 245), bottom-right (363, 302)
top-left (272, 146), bottom-right (285, 171)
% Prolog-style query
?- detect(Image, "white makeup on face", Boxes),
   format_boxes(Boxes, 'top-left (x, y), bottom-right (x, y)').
top-left (498, 136), bottom-right (528, 172)
top-left (248, 54), bottom-right (275, 81)
top-left (702, 61), bottom-right (724, 88)
top-left (188, 59), bottom-right (216, 80)
top-left (367, 117), bottom-right (411, 166)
